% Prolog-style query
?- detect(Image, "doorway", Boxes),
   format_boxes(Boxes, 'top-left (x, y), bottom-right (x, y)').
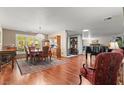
top-left (66, 30), bottom-right (83, 56)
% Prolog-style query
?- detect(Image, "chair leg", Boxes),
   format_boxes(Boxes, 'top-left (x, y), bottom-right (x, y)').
top-left (44, 57), bottom-right (46, 61)
top-left (49, 56), bottom-right (51, 61)
top-left (86, 53), bottom-right (87, 60)
top-left (79, 74), bottom-right (82, 85)
top-left (26, 56), bottom-right (28, 61)
top-left (12, 59), bottom-right (14, 69)
top-left (0, 64), bottom-right (1, 72)
top-left (40, 55), bottom-right (43, 62)
top-left (47, 57), bottom-right (48, 61)
top-left (90, 54), bottom-right (92, 66)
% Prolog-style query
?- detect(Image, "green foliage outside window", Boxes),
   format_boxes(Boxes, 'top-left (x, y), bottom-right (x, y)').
top-left (16, 35), bottom-right (41, 53)
top-left (116, 37), bottom-right (122, 47)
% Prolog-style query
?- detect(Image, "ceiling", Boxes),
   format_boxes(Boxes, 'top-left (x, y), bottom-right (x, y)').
top-left (0, 7), bottom-right (123, 37)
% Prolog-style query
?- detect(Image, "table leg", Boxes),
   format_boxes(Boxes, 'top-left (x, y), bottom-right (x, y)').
top-left (86, 53), bottom-right (88, 66)
top-left (122, 63), bottom-right (124, 84)
top-left (0, 64), bottom-right (1, 72)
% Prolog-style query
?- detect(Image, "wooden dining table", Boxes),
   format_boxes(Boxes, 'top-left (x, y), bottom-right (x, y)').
top-left (29, 49), bottom-right (52, 63)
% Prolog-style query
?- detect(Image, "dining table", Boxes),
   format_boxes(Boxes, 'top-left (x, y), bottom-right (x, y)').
top-left (29, 49), bottom-right (52, 64)
top-left (30, 49), bottom-right (42, 54)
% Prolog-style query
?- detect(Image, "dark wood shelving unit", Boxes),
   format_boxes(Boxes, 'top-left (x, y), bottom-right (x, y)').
top-left (69, 37), bottom-right (78, 55)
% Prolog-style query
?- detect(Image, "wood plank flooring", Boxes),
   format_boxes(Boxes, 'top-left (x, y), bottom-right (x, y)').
top-left (0, 54), bottom-right (92, 85)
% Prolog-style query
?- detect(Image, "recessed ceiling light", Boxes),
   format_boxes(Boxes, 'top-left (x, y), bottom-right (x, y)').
top-left (83, 29), bottom-right (89, 32)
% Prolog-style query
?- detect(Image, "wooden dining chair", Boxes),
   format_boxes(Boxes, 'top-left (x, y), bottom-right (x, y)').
top-left (28, 46), bottom-right (37, 62)
top-left (42, 46), bottom-right (49, 61)
top-left (24, 46), bottom-right (30, 61)
top-left (48, 50), bottom-right (52, 61)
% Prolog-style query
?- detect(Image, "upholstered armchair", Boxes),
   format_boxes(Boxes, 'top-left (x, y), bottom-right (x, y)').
top-left (112, 49), bottom-right (124, 56)
top-left (79, 52), bottom-right (123, 85)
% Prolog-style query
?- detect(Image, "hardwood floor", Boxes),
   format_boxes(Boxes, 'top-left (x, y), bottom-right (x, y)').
top-left (0, 54), bottom-right (91, 85)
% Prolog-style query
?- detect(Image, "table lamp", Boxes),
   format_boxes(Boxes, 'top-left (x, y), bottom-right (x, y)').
top-left (109, 41), bottom-right (119, 51)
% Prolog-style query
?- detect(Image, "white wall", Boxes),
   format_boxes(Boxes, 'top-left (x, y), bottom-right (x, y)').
top-left (83, 33), bottom-right (124, 46)
top-left (97, 33), bottom-right (124, 46)
top-left (48, 31), bottom-right (67, 57)
top-left (97, 36), bottom-right (113, 46)
top-left (78, 35), bottom-right (83, 54)
top-left (82, 35), bottom-right (114, 46)
top-left (0, 26), bottom-right (2, 49)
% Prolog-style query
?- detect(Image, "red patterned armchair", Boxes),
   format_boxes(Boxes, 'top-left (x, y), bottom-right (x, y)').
top-left (79, 52), bottom-right (123, 85)
top-left (112, 49), bottom-right (124, 56)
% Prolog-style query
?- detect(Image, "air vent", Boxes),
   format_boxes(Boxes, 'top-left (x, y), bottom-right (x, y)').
top-left (104, 16), bottom-right (112, 21)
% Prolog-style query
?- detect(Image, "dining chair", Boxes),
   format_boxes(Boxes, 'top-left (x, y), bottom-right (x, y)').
top-left (42, 46), bottom-right (49, 61)
top-left (24, 46), bottom-right (30, 61)
top-left (79, 52), bottom-right (123, 85)
top-left (48, 50), bottom-right (52, 61)
top-left (28, 46), bottom-right (37, 62)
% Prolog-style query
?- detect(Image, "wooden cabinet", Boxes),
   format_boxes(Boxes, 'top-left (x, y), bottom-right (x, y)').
top-left (56, 35), bottom-right (61, 58)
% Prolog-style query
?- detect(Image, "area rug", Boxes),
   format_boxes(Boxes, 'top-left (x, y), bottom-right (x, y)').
top-left (17, 58), bottom-right (67, 75)
top-left (66, 55), bottom-right (78, 58)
